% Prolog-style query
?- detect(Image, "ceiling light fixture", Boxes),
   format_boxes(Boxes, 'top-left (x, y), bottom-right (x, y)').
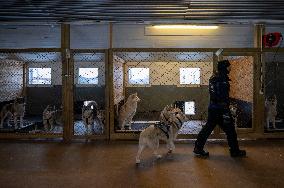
top-left (152, 25), bottom-right (219, 29)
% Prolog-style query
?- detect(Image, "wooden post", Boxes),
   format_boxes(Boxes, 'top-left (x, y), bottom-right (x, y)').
top-left (254, 24), bottom-right (265, 135)
top-left (104, 50), bottom-right (110, 140)
top-left (61, 24), bottom-right (73, 143)
top-left (108, 23), bottom-right (113, 140)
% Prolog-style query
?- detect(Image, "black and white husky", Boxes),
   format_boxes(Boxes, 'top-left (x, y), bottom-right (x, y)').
top-left (82, 101), bottom-right (98, 135)
top-left (136, 104), bottom-right (189, 164)
top-left (0, 97), bottom-right (25, 129)
top-left (265, 95), bottom-right (277, 129)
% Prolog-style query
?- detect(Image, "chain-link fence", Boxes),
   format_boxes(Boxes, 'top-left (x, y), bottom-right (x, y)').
top-left (0, 49), bottom-right (274, 140)
top-left (264, 52), bottom-right (284, 132)
top-left (72, 52), bottom-right (107, 138)
top-left (112, 51), bottom-right (213, 135)
top-left (223, 55), bottom-right (254, 130)
top-left (0, 51), bottom-right (63, 136)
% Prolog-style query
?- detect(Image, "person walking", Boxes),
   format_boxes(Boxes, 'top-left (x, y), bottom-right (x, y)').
top-left (193, 60), bottom-right (246, 157)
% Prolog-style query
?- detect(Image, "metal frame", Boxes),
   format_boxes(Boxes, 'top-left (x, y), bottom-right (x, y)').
top-left (70, 49), bottom-right (109, 141)
top-left (0, 48), bottom-right (63, 140)
top-left (109, 47), bottom-right (284, 140)
top-left (262, 50), bottom-right (284, 138)
top-left (221, 52), bottom-right (259, 135)
top-left (1, 47), bottom-right (284, 140)
top-left (110, 48), bottom-right (220, 140)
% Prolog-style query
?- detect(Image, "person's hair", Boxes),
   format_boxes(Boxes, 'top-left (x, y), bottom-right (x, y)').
top-left (217, 60), bottom-right (230, 72)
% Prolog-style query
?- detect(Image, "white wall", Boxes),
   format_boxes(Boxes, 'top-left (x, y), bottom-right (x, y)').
top-left (70, 24), bottom-right (109, 49)
top-left (113, 24), bottom-right (254, 48)
top-left (0, 23), bottom-right (257, 49)
top-left (266, 25), bottom-right (284, 34)
top-left (0, 25), bottom-right (61, 48)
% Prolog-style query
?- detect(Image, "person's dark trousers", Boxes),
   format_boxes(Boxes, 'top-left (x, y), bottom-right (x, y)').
top-left (195, 106), bottom-right (240, 151)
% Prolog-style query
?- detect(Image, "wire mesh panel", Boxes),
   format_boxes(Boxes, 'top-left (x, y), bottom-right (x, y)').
top-left (264, 52), bottom-right (284, 132)
top-left (72, 52), bottom-right (107, 138)
top-left (0, 52), bottom-right (63, 136)
top-left (113, 51), bottom-right (214, 135)
top-left (223, 55), bottom-right (254, 129)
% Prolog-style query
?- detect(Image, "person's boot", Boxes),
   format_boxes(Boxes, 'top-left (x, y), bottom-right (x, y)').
top-left (230, 149), bottom-right (246, 157)
top-left (193, 147), bottom-right (209, 157)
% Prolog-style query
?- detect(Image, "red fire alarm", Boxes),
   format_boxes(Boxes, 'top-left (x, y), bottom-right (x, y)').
top-left (263, 32), bottom-right (283, 47)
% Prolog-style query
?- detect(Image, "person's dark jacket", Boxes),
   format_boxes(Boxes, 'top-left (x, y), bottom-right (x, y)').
top-left (209, 72), bottom-right (230, 109)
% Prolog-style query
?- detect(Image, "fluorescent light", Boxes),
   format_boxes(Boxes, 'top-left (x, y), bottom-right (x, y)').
top-left (152, 25), bottom-right (218, 30)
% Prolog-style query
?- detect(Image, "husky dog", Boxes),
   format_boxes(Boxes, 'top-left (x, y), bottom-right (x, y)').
top-left (136, 105), bottom-right (189, 164)
top-left (97, 110), bottom-right (105, 125)
top-left (96, 110), bottom-right (105, 133)
top-left (43, 105), bottom-right (54, 131)
top-left (229, 104), bottom-right (238, 127)
top-left (0, 97), bottom-right (25, 129)
top-left (119, 93), bottom-right (140, 130)
top-left (82, 101), bottom-right (98, 135)
top-left (265, 95), bottom-right (277, 129)
top-left (43, 105), bottom-right (63, 131)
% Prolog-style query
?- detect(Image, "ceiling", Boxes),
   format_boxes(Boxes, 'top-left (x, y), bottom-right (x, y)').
top-left (0, 0), bottom-right (284, 24)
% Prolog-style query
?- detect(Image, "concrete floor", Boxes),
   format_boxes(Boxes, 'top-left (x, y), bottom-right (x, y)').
top-left (0, 140), bottom-right (284, 188)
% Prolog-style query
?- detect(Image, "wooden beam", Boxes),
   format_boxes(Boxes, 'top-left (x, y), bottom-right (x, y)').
top-left (253, 24), bottom-right (265, 135)
top-left (61, 23), bottom-right (73, 143)
top-left (108, 49), bottom-right (116, 140)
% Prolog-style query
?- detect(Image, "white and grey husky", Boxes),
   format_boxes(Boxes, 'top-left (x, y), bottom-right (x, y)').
top-left (119, 93), bottom-right (140, 130)
top-left (265, 95), bottom-right (277, 129)
top-left (0, 97), bottom-right (25, 129)
top-left (136, 104), bottom-right (189, 164)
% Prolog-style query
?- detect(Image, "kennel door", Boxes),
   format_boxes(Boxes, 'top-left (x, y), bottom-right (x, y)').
top-left (72, 51), bottom-right (108, 139)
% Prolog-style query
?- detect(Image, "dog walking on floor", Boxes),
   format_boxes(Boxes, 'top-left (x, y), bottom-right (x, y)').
top-left (136, 104), bottom-right (189, 164)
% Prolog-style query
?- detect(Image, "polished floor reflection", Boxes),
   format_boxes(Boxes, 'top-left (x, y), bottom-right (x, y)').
top-left (1, 140), bottom-right (284, 187)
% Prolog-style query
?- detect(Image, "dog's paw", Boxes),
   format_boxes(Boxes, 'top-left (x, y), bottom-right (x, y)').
top-left (136, 159), bottom-right (141, 164)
